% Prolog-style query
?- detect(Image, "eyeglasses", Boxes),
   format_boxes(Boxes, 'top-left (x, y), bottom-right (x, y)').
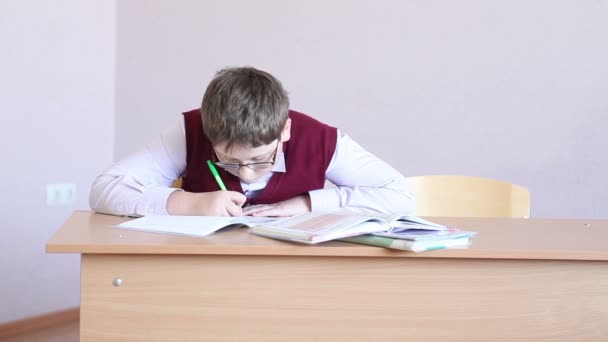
top-left (213, 140), bottom-right (280, 171)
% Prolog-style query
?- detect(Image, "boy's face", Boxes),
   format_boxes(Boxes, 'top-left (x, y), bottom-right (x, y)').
top-left (213, 140), bottom-right (282, 184)
top-left (212, 118), bottom-right (291, 184)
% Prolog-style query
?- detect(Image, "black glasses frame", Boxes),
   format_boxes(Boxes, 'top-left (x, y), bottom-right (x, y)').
top-left (213, 140), bottom-right (280, 171)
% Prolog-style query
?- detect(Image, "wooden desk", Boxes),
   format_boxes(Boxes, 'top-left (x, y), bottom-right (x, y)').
top-left (47, 211), bottom-right (608, 341)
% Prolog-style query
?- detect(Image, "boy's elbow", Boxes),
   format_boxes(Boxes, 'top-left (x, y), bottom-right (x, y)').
top-left (89, 186), bottom-right (109, 214)
top-left (89, 193), bottom-right (128, 216)
top-left (88, 177), bottom-right (119, 215)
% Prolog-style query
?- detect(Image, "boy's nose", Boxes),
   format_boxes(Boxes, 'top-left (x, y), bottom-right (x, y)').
top-left (237, 167), bottom-right (256, 182)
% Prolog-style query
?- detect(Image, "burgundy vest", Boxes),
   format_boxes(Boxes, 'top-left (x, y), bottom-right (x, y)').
top-left (181, 109), bottom-right (337, 205)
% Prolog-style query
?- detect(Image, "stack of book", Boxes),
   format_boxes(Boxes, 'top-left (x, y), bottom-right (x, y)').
top-left (340, 225), bottom-right (476, 253)
top-left (249, 211), bottom-right (476, 252)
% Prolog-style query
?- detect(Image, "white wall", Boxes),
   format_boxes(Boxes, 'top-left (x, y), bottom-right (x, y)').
top-left (115, 0), bottom-right (608, 219)
top-left (0, 1), bottom-right (115, 322)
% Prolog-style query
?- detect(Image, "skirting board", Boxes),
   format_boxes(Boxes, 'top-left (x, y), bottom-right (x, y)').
top-left (0, 307), bottom-right (79, 338)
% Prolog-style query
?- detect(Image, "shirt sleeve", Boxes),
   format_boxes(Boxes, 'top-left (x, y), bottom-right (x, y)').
top-left (89, 118), bottom-right (187, 216)
top-left (308, 130), bottom-right (416, 215)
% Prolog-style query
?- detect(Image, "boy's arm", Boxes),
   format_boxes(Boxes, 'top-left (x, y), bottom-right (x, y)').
top-left (308, 131), bottom-right (416, 215)
top-left (90, 118), bottom-right (246, 217)
top-left (243, 130), bottom-right (416, 217)
top-left (89, 119), bottom-right (187, 216)
top-left (166, 190), bottom-right (246, 216)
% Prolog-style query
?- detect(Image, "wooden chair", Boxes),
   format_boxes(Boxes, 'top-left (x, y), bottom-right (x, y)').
top-left (172, 178), bottom-right (183, 188)
top-left (405, 175), bottom-right (530, 218)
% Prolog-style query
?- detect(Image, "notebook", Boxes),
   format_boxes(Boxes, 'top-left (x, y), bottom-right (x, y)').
top-left (115, 215), bottom-right (279, 237)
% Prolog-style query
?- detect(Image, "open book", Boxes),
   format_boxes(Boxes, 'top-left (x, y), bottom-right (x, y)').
top-left (249, 211), bottom-right (447, 244)
top-left (115, 215), bottom-right (279, 237)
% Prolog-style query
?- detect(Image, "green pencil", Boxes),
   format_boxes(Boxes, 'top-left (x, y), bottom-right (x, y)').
top-left (206, 160), bottom-right (227, 191)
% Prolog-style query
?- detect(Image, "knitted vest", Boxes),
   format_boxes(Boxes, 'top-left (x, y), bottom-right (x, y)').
top-left (182, 109), bottom-right (337, 205)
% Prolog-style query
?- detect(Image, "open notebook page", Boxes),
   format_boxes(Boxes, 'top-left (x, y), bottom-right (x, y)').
top-left (115, 215), bottom-right (279, 237)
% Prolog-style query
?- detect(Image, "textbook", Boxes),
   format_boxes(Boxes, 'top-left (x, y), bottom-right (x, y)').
top-left (341, 235), bottom-right (474, 252)
top-left (115, 215), bottom-right (279, 237)
top-left (372, 229), bottom-right (477, 241)
top-left (249, 211), bottom-right (448, 244)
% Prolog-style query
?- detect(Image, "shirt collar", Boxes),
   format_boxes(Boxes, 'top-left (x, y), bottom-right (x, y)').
top-left (241, 152), bottom-right (286, 193)
top-left (271, 151), bottom-right (286, 173)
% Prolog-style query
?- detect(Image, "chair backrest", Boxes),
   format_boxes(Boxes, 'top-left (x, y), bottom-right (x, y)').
top-left (172, 178), bottom-right (183, 188)
top-left (405, 175), bottom-right (530, 218)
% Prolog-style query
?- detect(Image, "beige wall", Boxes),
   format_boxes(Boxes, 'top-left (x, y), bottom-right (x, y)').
top-left (115, 0), bottom-right (608, 219)
top-left (0, 1), bottom-right (115, 322)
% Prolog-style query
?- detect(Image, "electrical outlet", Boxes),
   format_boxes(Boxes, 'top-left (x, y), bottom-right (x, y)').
top-left (46, 183), bottom-right (76, 206)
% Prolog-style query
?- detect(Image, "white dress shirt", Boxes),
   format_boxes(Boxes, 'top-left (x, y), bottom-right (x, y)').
top-left (89, 117), bottom-right (415, 216)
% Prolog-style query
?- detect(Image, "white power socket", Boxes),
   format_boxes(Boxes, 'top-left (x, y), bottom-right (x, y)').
top-left (46, 183), bottom-right (77, 206)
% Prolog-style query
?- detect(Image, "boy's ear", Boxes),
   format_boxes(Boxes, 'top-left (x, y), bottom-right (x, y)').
top-left (280, 118), bottom-right (291, 142)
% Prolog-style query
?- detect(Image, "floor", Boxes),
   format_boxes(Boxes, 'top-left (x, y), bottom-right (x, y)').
top-left (0, 321), bottom-right (79, 342)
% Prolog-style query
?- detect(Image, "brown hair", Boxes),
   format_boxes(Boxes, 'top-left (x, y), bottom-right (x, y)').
top-left (201, 66), bottom-right (289, 150)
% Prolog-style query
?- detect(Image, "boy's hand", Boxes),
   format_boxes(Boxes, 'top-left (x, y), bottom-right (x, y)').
top-left (242, 194), bottom-right (311, 217)
top-left (167, 190), bottom-right (246, 216)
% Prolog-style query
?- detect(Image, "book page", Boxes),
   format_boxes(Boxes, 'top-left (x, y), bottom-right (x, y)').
top-left (373, 230), bottom-right (476, 241)
top-left (265, 212), bottom-right (384, 234)
top-left (115, 215), bottom-right (278, 237)
top-left (391, 216), bottom-right (447, 230)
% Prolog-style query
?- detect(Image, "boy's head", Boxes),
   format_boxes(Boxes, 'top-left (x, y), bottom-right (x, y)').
top-left (202, 66), bottom-right (290, 151)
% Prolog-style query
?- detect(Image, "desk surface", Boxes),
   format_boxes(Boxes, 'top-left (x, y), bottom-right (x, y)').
top-left (47, 210), bottom-right (608, 261)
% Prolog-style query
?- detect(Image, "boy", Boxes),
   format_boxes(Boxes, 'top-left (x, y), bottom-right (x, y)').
top-left (90, 66), bottom-right (415, 217)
